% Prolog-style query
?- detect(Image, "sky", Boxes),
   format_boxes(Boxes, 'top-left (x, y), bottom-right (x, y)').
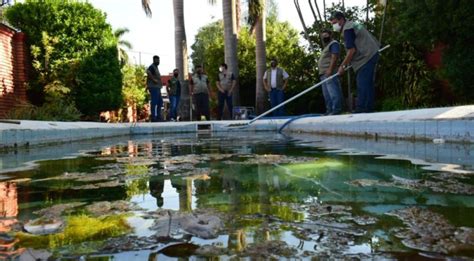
top-left (87, 0), bottom-right (366, 73)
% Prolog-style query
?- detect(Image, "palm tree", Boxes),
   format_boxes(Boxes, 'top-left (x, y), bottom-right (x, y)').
top-left (114, 27), bottom-right (132, 66)
top-left (222, 0), bottom-right (240, 107)
top-left (141, 0), bottom-right (191, 120)
top-left (248, 0), bottom-right (266, 114)
top-left (208, 0), bottom-right (240, 108)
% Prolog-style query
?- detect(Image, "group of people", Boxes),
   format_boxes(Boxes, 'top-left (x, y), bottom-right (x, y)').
top-left (146, 57), bottom-right (237, 122)
top-left (317, 11), bottom-right (380, 115)
top-left (146, 11), bottom-right (380, 122)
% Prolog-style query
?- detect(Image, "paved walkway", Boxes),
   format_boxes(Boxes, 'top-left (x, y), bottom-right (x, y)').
top-left (1, 105), bottom-right (473, 148)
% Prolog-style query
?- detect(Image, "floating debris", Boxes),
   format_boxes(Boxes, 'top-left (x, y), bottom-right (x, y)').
top-left (195, 244), bottom-right (230, 257)
top-left (147, 209), bottom-right (223, 239)
top-left (85, 201), bottom-right (140, 217)
top-left (351, 216), bottom-right (378, 226)
top-left (180, 213), bottom-right (222, 239)
top-left (347, 174), bottom-right (474, 195)
top-left (23, 218), bottom-right (64, 235)
top-left (33, 202), bottom-right (85, 219)
top-left (386, 207), bottom-right (474, 254)
top-left (240, 240), bottom-right (297, 258)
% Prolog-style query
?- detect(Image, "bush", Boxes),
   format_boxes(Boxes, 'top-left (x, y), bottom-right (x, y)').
top-left (6, 0), bottom-right (122, 118)
top-left (6, 100), bottom-right (81, 121)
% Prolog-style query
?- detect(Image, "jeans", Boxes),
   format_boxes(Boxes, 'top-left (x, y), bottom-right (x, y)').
top-left (193, 93), bottom-right (210, 120)
top-left (321, 74), bottom-right (343, 114)
top-left (217, 91), bottom-right (233, 120)
top-left (269, 88), bottom-right (285, 117)
top-left (169, 95), bottom-right (180, 120)
top-left (356, 53), bottom-right (379, 113)
top-left (149, 87), bottom-right (163, 122)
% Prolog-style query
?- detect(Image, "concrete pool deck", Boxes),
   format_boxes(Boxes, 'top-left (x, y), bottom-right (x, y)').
top-left (1, 105), bottom-right (473, 148)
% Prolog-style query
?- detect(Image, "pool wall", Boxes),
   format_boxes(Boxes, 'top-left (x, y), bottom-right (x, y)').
top-left (285, 106), bottom-right (474, 143)
top-left (1, 105), bottom-right (473, 149)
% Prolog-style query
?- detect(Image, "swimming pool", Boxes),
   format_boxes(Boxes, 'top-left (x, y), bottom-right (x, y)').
top-left (0, 132), bottom-right (473, 259)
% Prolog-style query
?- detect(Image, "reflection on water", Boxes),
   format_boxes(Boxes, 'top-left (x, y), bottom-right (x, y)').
top-left (0, 133), bottom-right (473, 259)
top-left (0, 182), bottom-right (18, 232)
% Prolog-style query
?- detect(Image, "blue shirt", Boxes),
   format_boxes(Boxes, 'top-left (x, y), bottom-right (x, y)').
top-left (329, 41), bottom-right (340, 54)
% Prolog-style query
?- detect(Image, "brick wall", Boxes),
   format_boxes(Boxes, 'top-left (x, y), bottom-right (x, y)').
top-left (0, 23), bottom-right (28, 118)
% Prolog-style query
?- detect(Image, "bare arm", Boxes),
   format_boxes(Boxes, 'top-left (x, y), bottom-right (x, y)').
top-left (338, 48), bottom-right (356, 76)
top-left (282, 79), bottom-right (288, 90)
top-left (325, 53), bottom-right (339, 77)
top-left (263, 74), bottom-right (270, 92)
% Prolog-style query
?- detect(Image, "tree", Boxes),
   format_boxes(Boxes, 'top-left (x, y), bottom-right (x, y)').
top-left (248, 0), bottom-right (266, 114)
top-left (122, 64), bottom-right (147, 122)
top-left (191, 16), bottom-right (318, 116)
top-left (6, 0), bottom-right (122, 118)
top-left (114, 27), bottom-right (133, 67)
top-left (208, 0), bottom-right (241, 107)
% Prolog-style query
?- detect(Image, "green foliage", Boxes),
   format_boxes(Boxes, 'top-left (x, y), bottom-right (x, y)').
top-left (5, 0), bottom-right (122, 118)
top-left (6, 100), bottom-right (81, 121)
top-left (191, 16), bottom-right (319, 114)
top-left (378, 0), bottom-right (474, 107)
top-left (122, 64), bottom-right (147, 109)
top-left (75, 45), bottom-right (123, 117)
top-left (114, 27), bottom-right (133, 67)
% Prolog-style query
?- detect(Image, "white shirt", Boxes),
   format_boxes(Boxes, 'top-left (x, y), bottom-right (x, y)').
top-left (263, 68), bottom-right (289, 88)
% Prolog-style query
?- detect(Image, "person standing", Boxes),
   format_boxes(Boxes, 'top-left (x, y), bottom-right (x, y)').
top-left (146, 55), bottom-right (163, 122)
top-left (330, 11), bottom-right (380, 113)
top-left (216, 63), bottom-right (236, 120)
top-left (167, 68), bottom-right (181, 121)
top-left (318, 29), bottom-right (343, 115)
top-left (263, 59), bottom-right (289, 117)
top-left (190, 65), bottom-right (210, 121)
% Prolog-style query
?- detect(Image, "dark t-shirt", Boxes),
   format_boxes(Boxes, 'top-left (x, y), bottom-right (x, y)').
top-left (344, 28), bottom-right (356, 49)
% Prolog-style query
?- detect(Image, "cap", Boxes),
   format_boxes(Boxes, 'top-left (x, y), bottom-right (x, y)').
top-left (329, 11), bottom-right (345, 20)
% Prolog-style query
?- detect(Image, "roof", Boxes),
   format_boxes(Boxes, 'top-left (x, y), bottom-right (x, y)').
top-left (0, 22), bottom-right (19, 33)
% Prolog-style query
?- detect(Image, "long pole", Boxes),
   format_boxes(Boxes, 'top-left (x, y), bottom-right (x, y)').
top-left (247, 45), bottom-right (391, 125)
top-left (248, 73), bottom-right (339, 125)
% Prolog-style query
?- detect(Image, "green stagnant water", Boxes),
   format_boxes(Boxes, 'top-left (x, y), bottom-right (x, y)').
top-left (0, 133), bottom-right (473, 260)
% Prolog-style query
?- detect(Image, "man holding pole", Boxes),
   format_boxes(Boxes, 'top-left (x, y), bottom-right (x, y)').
top-left (330, 11), bottom-right (380, 113)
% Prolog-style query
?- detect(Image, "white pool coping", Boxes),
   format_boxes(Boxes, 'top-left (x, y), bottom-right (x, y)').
top-left (1, 105), bottom-right (473, 148)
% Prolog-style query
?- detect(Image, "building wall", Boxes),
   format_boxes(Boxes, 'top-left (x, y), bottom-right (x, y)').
top-left (0, 23), bottom-right (28, 118)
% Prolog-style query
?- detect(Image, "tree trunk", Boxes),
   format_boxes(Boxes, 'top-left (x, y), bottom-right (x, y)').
top-left (173, 0), bottom-right (190, 120)
top-left (255, 1), bottom-right (266, 115)
top-left (223, 0), bottom-right (240, 109)
top-left (235, 0), bottom-right (241, 33)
